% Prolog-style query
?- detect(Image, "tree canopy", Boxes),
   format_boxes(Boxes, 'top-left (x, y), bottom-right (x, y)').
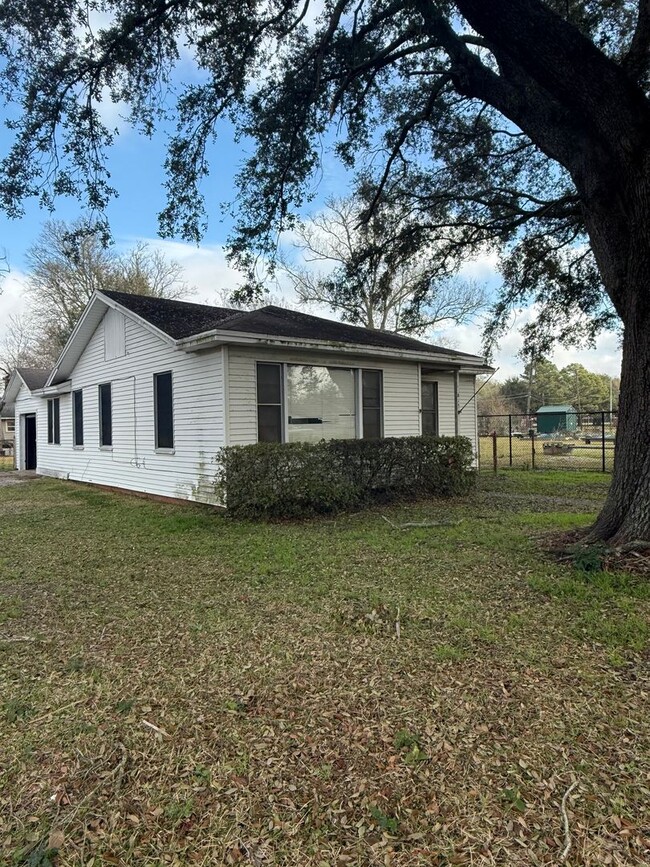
top-left (0, 1), bottom-right (635, 348)
top-left (1, 0), bottom-right (650, 542)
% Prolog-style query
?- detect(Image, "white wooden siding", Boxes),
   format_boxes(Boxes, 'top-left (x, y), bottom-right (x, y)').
top-left (14, 384), bottom-right (41, 470)
top-left (31, 314), bottom-right (226, 503)
top-left (458, 374), bottom-right (478, 457)
top-left (227, 346), bottom-right (423, 445)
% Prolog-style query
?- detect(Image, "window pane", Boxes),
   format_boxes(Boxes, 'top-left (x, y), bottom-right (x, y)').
top-left (48, 399), bottom-right (60, 444)
top-left (421, 381), bottom-right (438, 436)
top-left (363, 407), bottom-right (381, 439)
top-left (362, 370), bottom-right (381, 407)
top-left (257, 363), bottom-right (282, 404)
top-left (287, 365), bottom-right (355, 443)
top-left (73, 390), bottom-right (84, 446)
top-left (422, 411), bottom-right (437, 435)
top-left (421, 381), bottom-right (436, 411)
top-left (362, 370), bottom-right (382, 439)
top-left (99, 384), bottom-right (112, 446)
top-left (53, 399), bottom-right (60, 444)
top-left (258, 405), bottom-right (282, 442)
top-left (155, 372), bottom-right (174, 449)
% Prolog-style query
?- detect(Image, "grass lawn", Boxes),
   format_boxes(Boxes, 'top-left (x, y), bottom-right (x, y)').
top-left (478, 436), bottom-right (615, 473)
top-left (1, 473), bottom-right (648, 866)
top-left (0, 455), bottom-right (14, 472)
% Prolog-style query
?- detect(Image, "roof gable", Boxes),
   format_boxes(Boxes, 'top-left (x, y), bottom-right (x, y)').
top-left (17, 367), bottom-right (50, 390)
top-left (2, 367), bottom-right (51, 403)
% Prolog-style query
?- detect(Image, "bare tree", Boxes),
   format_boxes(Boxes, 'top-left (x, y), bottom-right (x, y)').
top-left (24, 220), bottom-right (194, 358)
top-left (280, 194), bottom-right (486, 336)
top-left (0, 313), bottom-right (51, 381)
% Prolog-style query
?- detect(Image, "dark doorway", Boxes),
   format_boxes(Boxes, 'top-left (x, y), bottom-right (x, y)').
top-left (24, 414), bottom-right (36, 470)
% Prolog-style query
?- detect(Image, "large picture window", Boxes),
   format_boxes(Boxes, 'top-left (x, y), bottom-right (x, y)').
top-left (421, 381), bottom-right (439, 436)
top-left (257, 363), bottom-right (283, 442)
top-left (47, 398), bottom-right (60, 445)
top-left (362, 370), bottom-right (383, 439)
top-left (99, 383), bottom-right (113, 447)
top-left (154, 371), bottom-right (174, 450)
top-left (73, 389), bottom-right (84, 447)
top-left (287, 365), bottom-right (356, 443)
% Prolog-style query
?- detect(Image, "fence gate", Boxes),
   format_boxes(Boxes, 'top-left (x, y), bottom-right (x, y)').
top-left (477, 411), bottom-right (617, 473)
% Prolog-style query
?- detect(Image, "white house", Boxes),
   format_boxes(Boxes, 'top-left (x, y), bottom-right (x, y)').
top-left (3, 290), bottom-right (491, 504)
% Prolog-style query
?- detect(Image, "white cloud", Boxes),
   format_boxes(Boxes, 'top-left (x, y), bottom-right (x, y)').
top-left (458, 248), bottom-right (501, 283)
top-left (438, 307), bottom-right (622, 380)
top-left (0, 270), bottom-right (29, 342)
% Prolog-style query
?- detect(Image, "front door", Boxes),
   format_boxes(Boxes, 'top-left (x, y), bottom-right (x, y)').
top-left (23, 414), bottom-right (36, 470)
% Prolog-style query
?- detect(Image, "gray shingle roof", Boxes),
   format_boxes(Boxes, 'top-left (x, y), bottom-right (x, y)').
top-left (100, 290), bottom-right (240, 340)
top-left (0, 401), bottom-right (15, 418)
top-left (100, 290), bottom-right (476, 358)
top-left (17, 367), bottom-right (51, 390)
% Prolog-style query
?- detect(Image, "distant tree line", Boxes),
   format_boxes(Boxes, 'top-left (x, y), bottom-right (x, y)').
top-left (478, 359), bottom-right (620, 418)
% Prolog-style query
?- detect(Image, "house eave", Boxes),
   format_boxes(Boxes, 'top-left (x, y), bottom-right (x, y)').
top-left (33, 381), bottom-right (72, 397)
top-left (175, 329), bottom-right (491, 371)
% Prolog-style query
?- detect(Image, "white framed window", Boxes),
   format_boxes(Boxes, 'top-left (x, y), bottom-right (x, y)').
top-left (256, 363), bottom-right (283, 442)
top-left (99, 383), bottom-right (113, 447)
top-left (47, 398), bottom-right (60, 445)
top-left (154, 371), bottom-right (174, 450)
top-left (256, 362), bottom-right (383, 444)
top-left (73, 389), bottom-right (84, 447)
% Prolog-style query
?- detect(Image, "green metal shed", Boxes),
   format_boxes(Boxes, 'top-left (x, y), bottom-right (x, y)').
top-left (536, 405), bottom-right (578, 434)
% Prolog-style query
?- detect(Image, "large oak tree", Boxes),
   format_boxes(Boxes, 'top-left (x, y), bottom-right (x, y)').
top-left (0, 0), bottom-right (647, 543)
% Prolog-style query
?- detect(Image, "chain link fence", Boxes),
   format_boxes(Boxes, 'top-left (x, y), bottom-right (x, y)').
top-left (478, 411), bottom-right (617, 473)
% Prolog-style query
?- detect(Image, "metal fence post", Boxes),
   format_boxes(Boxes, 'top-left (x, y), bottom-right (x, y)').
top-left (530, 430), bottom-right (536, 470)
top-left (492, 430), bottom-right (498, 474)
top-left (508, 415), bottom-right (513, 467)
top-left (601, 411), bottom-right (606, 473)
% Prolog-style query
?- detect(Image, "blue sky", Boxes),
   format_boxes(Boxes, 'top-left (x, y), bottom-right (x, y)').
top-left (0, 85), bottom-right (622, 381)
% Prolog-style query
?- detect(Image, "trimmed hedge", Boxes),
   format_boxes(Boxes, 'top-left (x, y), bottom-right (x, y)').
top-left (215, 436), bottom-right (475, 519)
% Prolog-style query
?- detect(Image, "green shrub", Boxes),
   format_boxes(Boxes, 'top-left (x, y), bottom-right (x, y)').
top-left (215, 436), bottom-right (474, 519)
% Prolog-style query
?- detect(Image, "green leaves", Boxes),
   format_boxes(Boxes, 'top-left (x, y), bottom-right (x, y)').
top-left (216, 435), bottom-right (475, 519)
top-left (501, 787), bottom-right (527, 813)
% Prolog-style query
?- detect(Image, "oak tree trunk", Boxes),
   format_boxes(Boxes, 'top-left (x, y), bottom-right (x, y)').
top-left (591, 308), bottom-right (650, 545)
top-left (586, 185), bottom-right (650, 546)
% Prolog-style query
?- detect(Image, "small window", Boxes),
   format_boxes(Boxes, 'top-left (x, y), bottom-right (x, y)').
top-left (6, 419), bottom-right (15, 432)
top-left (421, 381), bottom-right (439, 436)
top-left (362, 370), bottom-right (383, 439)
top-left (99, 383), bottom-right (112, 447)
top-left (257, 363), bottom-right (283, 442)
top-left (47, 397), bottom-right (60, 445)
top-left (73, 389), bottom-right (84, 447)
top-left (154, 371), bottom-right (174, 450)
